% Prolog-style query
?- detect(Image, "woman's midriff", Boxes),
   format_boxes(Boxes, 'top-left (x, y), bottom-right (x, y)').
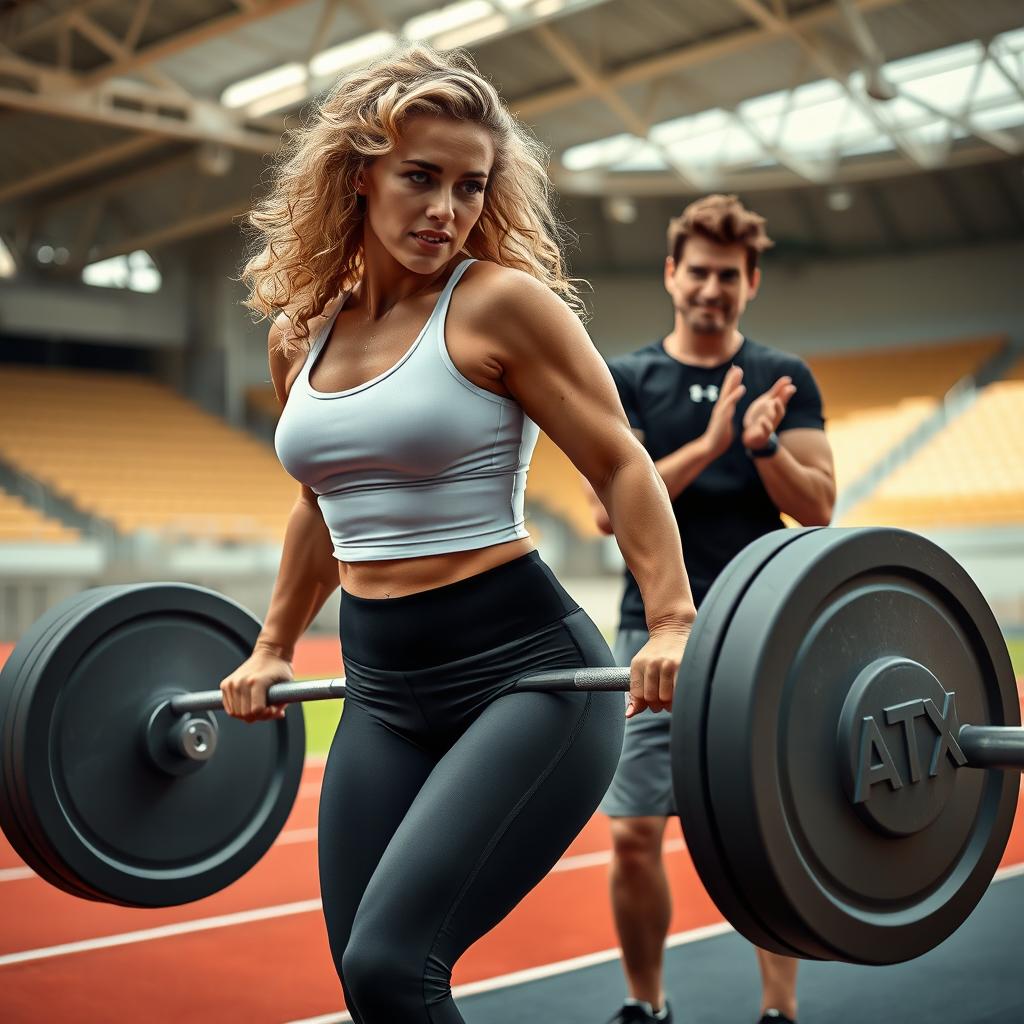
top-left (336, 537), bottom-right (536, 599)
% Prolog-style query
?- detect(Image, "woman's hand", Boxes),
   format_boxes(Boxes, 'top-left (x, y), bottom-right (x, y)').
top-left (219, 646), bottom-right (294, 723)
top-left (626, 623), bottom-right (693, 718)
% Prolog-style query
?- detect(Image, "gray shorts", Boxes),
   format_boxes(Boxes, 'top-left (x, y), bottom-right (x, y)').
top-left (598, 628), bottom-right (676, 818)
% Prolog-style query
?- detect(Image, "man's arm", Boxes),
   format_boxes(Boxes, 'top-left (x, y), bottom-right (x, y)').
top-left (754, 428), bottom-right (835, 526)
top-left (584, 364), bottom-right (747, 531)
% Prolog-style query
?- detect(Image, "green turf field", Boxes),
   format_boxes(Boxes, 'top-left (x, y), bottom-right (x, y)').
top-left (1008, 637), bottom-right (1024, 678)
top-left (299, 637), bottom-right (1024, 757)
top-left (302, 699), bottom-right (343, 756)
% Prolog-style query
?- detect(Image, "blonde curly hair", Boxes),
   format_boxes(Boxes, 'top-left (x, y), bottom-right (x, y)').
top-left (242, 44), bottom-right (581, 352)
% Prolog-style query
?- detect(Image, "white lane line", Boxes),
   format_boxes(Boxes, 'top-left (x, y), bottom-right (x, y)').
top-left (0, 899), bottom-right (324, 968)
top-left (282, 921), bottom-right (736, 1024)
top-left (275, 827), bottom-right (318, 847)
top-left (2, 826), bottom-right (323, 884)
top-left (551, 838), bottom-right (686, 873)
top-left (0, 867), bottom-right (35, 883)
top-left (994, 862), bottom-right (1024, 881)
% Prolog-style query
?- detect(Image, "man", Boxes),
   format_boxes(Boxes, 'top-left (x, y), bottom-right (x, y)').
top-left (588, 195), bottom-right (836, 1024)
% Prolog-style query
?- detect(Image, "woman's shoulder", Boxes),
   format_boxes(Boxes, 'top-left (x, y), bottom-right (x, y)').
top-left (458, 260), bottom-right (568, 324)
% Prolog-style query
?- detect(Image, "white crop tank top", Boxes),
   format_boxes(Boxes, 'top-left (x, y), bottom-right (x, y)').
top-left (274, 259), bottom-right (539, 561)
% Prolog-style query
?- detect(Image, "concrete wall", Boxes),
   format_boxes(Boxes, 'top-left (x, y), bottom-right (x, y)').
top-left (0, 267), bottom-right (188, 347)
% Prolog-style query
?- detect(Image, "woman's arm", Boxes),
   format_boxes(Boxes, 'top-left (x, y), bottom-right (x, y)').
top-left (469, 266), bottom-right (696, 715)
top-left (220, 319), bottom-right (341, 722)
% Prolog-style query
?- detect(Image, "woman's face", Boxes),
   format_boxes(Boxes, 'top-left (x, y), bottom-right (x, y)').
top-left (361, 114), bottom-right (495, 274)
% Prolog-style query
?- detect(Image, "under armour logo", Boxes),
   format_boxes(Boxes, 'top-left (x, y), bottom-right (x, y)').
top-left (689, 384), bottom-right (719, 403)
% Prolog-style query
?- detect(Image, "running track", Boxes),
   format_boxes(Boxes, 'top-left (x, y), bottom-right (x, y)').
top-left (1, 642), bottom-right (1022, 1023)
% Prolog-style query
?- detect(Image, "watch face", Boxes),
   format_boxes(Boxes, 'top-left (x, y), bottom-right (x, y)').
top-left (748, 433), bottom-right (779, 458)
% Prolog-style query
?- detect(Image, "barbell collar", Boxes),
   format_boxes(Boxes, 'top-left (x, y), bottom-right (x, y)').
top-left (958, 725), bottom-right (1024, 770)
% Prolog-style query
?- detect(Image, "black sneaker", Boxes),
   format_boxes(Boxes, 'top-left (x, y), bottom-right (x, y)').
top-left (758, 1011), bottom-right (796, 1024)
top-left (605, 1001), bottom-right (673, 1023)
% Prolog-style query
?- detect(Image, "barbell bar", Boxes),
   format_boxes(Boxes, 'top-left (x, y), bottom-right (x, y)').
top-left (0, 526), bottom-right (1020, 966)
top-left (163, 669), bottom-right (1024, 770)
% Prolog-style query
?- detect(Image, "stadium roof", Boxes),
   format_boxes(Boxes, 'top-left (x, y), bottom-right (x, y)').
top-left (1, 0), bottom-right (1022, 275)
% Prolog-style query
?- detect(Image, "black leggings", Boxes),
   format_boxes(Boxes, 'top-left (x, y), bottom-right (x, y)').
top-left (318, 551), bottom-right (624, 1023)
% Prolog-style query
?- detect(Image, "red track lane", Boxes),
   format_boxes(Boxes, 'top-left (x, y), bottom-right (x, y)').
top-left (0, 777), bottom-right (615, 954)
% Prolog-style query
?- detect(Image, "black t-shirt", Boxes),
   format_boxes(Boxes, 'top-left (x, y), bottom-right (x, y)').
top-left (609, 336), bottom-right (825, 629)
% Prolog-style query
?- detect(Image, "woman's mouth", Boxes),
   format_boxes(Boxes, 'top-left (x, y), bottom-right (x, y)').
top-left (410, 231), bottom-right (450, 250)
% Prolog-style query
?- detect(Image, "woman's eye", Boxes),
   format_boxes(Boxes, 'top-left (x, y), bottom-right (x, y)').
top-left (463, 181), bottom-right (485, 195)
top-left (407, 172), bottom-right (430, 184)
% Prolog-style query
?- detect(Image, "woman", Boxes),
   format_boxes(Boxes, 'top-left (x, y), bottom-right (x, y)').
top-left (222, 45), bottom-right (695, 1024)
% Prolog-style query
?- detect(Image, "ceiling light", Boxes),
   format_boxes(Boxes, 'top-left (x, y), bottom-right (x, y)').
top-left (602, 196), bottom-right (638, 224)
top-left (826, 186), bottom-right (854, 212)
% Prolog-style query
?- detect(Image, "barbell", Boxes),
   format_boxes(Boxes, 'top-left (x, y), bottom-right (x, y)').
top-left (0, 526), bottom-right (1020, 966)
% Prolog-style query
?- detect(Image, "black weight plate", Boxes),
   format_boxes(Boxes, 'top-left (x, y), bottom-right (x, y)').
top-left (705, 528), bottom-right (1018, 964)
top-left (0, 587), bottom-right (119, 900)
top-left (7, 583), bottom-right (305, 907)
top-left (673, 527), bottom-right (820, 959)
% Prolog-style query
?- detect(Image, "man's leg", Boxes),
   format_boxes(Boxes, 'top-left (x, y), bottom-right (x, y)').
top-left (600, 627), bottom-right (675, 1022)
top-left (609, 815), bottom-right (672, 1010)
top-left (755, 947), bottom-right (799, 1022)
top-left (753, 946), bottom-right (798, 1019)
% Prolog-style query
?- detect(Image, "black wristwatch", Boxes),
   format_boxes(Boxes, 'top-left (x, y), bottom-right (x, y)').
top-left (745, 432), bottom-right (779, 459)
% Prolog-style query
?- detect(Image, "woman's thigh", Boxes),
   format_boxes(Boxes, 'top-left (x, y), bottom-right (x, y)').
top-left (346, 685), bottom-right (623, 1022)
top-left (318, 698), bottom-right (437, 969)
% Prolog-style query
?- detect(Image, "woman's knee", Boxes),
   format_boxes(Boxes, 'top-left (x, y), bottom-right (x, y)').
top-left (341, 937), bottom-right (402, 1017)
top-left (341, 929), bottom-right (448, 1021)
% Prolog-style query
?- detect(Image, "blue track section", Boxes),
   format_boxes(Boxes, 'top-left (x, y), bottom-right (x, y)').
top-left (462, 874), bottom-right (1024, 1023)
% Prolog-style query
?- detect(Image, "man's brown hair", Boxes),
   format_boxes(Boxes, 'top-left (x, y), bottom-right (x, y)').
top-left (667, 194), bottom-right (774, 280)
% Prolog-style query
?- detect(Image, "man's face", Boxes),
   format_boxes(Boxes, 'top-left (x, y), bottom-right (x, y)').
top-left (664, 235), bottom-right (760, 335)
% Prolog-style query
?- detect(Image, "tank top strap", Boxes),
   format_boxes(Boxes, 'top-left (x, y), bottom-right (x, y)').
top-left (433, 258), bottom-right (475, 322)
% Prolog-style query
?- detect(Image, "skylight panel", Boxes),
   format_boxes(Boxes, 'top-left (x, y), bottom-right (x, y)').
top-left (899, 63), bottom-right (984, 115)
top-left (0, 237), bottom-right (15, 278)
top-left (995, 27), bottom-right (1024, 54)
top-left (404, 1), bottom-right (496, 41)
top-left (562, 133), bottom-right (641, 171)
top-left (433, 12), bottom-right (508, 49)
top-left (969, 100), bottom-right (1024, 133)
top-left (82, 251), bottom-right (161, 293)
top-left (778, 96), bottom-right (850, 153)
top-left (310, 31), bottom-right (397, 76)
top-left (221, 63), bottom-right (306, 109)
top-left (884, 40), bottom-right (983, 84)
top-left (899, 118), bottom-right (950, 149)
top-left (610, 143), bottom-right (667, 172)
top-left (971, 61), bottom-right (1016, 107)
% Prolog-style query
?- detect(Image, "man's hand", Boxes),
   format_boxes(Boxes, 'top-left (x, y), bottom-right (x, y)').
top-left (743, 376), bottom-right (796, 450)
top-left (702, 365), bottom-right (746, 458)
